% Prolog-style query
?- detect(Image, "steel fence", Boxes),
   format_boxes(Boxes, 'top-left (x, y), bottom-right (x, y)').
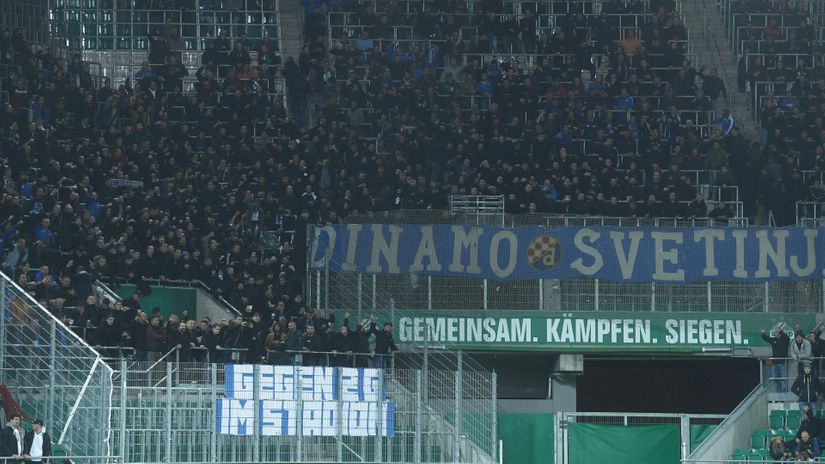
top-left (0, 271), bottom-right (113, 459)
top-left (110, 360), bottom-right (497, 463)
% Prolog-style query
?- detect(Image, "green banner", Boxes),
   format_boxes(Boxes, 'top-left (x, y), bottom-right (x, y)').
top-left (340, 310), bottom-right (814, 352)
top-left (498, 413), bottom-right (553, 464)
top-left (568, 423), bottom-right (679, 464)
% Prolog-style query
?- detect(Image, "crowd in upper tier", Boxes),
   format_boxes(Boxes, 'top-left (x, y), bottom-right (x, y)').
top-left (0, 0), bottom-right (824, 352)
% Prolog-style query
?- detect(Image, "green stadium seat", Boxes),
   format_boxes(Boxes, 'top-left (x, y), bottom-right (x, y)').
top-left (787, 410), bottom-right (802, 429)
top-left (748, 449), bottom-right (769, 462)
top-left (730, 451), bottom-right (748, 464)
top-left (750, 429), bottom-right (770, 448)
top-left (769, 410), bottom-right (786, 429)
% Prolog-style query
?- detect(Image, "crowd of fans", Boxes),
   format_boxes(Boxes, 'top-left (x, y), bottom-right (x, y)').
top-left (299, 0), bottom-right (825, 225)
top-left (2, 0), bottom-right (825, 356)
top-left (730, 0), bottom-right (825, 225)
top-left (89, 304), bottom-right (397, 367)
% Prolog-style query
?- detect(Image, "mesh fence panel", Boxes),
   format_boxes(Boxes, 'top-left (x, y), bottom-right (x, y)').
top-left (111, 362), bottom-right (493, 463)
top-left (0, 272), bottom-right (113, 459)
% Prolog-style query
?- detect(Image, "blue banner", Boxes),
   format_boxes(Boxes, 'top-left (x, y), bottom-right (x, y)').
top-left (309, 224), bottom-right (823, 283)
top-left (218, 365), bottom-right (395, 437)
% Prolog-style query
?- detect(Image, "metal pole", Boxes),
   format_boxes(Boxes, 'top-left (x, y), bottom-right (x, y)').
top-left (0, 278), bottom-right (5, 384)
top-left (210, 363), bottom-right (217, 462)
top-left (483, 279), bottom-right (489, 310)
top-left (375, 368), bottom-right (384, 463)
top-left (492, 372), bottom-right (498, 462)
top-left (651, 283), bottom-right (656, 311)
top-left (357, 273), bottom-right (363, 309)
top-left (372, 274), bottom-right (377, 309)
top-left (764, 282), bottom-right (770, 312)
top-left (414, 370), bottom-right (422, 464)
top-left (427, 275), bottom-right (433, 310)
top-left (680, 415), bottom-right (690, 459)
top-left (454, 369), bottom-right (462, 464)
top-left (296, 365), bottom-right (303, 462)
top-left (707, 282), bottom-right (712, 312)
top-left (538, 279), bottom-right (544, 311)
top-left (48, 320), bottom-right (56, 429)
top-left (165, 362), bottom-right (172, 462)
top-left (337, 368), bottom-right (343, 462)
top-left (315, 270), bottom-right (321, 309)
top-left (324, 260), bottom-right (330, 310)
top-left (594, 279), bottom-right (600, 311)
top-left (253, 364), bottom-right (260, 462)
top-left (120, 358), bottom-right (127, 463)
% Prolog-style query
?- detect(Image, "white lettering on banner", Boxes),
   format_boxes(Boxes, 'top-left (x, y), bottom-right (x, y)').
top-left (545, 318), bottom-right (652, 344)
top-left (693, 229), bottom-right (725, 277)
top-left (576, 319), bottom-right (596, 343)
top-left (342, 224), bottom-right (363, 271)
top-left (570, 229), bottom-right (603, 275)
top-left (755, 230), bottom-right (790, 278)
top-left (366, 225), bottom-right (402, 273)
top-left (652, 231), bottom-right (685, 281)
top-left (309, 226), bottom-right (336, 268)
top-left (609, 231), bottom-right (644, 279)
top-left (489, 230), bottom-right (518, 278)
top-left (218, 399), bottom-right (394, 437)
top-left (791, 229), bottom-right (817, 277)
top-left (448, 226), bottom-right (483, 274)
top-left (399, 317), bottom-right (533, 343)
top-left (409, 225), bottom-right (443, 272)
top-left (400, 316), bottom-right (751, 346)
top-left (732, 230), bottom-right (749, 278)
top-left (664, 319), bottom-right (743, 345)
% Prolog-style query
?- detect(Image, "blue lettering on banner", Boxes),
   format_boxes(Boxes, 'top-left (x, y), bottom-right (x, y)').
top-left (308, 224), bottom-right (825, 283)
top-left (217, 365), bottom-right (395, 437)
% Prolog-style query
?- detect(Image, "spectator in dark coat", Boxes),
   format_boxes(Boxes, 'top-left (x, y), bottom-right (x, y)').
top-left (762, 327), bottom-right (791, 392)
top-left (145, 315), bottom-right (168, 362)
top-left (792, 364), bottom-right (822, 415)
top-left (0, 414), bottom-right (23, 464)
top-left (369, 315), bottom-right (398, 369)
top-left (331, 316), bottom-right (354, 367)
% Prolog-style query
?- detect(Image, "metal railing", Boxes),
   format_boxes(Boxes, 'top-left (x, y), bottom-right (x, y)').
top-left (111, 360), bottom-right (497, 463)
top-left (50, 0), bottom-right (280, 51)
top-left (0, 271), bottom-right (113, 459)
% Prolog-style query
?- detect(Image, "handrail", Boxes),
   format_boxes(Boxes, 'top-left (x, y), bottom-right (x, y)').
top-left (687, 382), bottom-right (768, 460)
top-left (144, 347), bottom-right (179, 373)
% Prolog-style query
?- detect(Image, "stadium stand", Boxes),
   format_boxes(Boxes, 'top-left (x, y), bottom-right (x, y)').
top-left (5, 0), bottom-right (825, 462)
top-left (0, 0), bottom-right (749, 358)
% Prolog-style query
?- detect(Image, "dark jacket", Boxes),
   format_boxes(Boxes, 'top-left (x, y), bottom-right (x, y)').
top-left (23, 430), bottom-right (51, 463)
top-left (95, 322), bottom-right (123, 347)
top-left (761, 331), bottom-right (790, 358)
top-left (145, 324), bottom-right (168, 352)
top-left (369, 322), bottom-right (399, 354)
top-left (798, 416), bottom-right (822, 441)
top-left (331, 331), bottom-right (353, 353)
top-left (0, 425), bottom-right (22, 459)
top-left (201, 330), bottom-right (226, 362)
top-left (793, 373), bottom-right (823, 402)
top-left (285, 330), bottom-right (303, 352)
